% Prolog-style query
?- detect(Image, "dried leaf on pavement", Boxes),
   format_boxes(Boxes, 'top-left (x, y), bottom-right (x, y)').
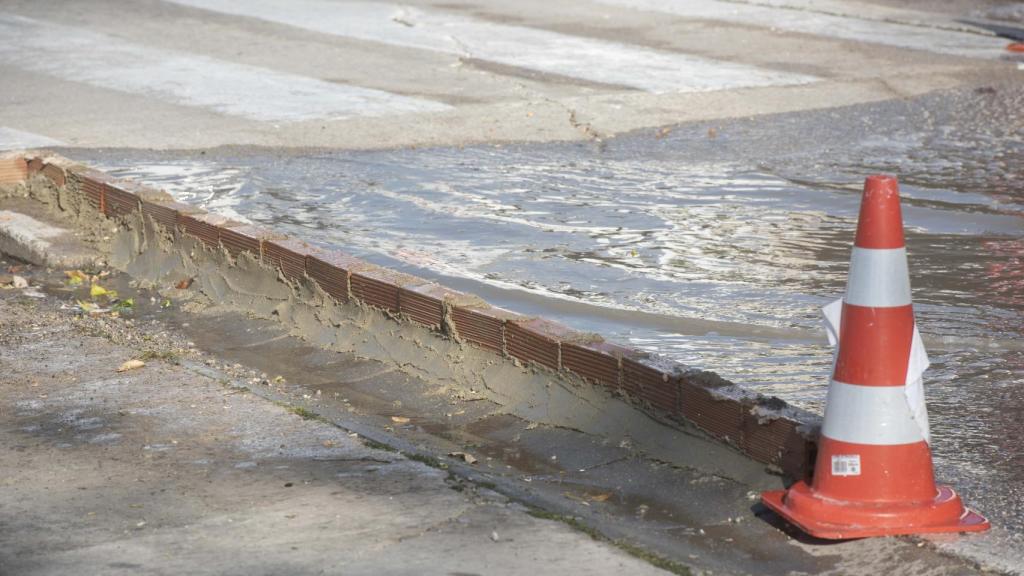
top-left (112, 298), bottom-right (135, 312)
top-left (117, 359), bottom-right (146, 373)
top-left (564, 491), bottom-right (613, 505)
top-left (448, 451), bottom-right (478, 464)
top-left (90, 284), bottom-right (117, 300)
top-left (77, 300), bottom-right (100, 313)
top-left (64, 270), bottom-right (87, 286)
top-left (175, 278), bottom-right (194, 290)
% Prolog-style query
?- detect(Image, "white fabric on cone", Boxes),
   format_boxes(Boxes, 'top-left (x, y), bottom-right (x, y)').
top-left (821, 298), bottom-right (931, 444)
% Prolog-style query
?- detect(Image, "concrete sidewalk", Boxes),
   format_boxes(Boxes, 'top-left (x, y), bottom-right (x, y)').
top-left (0, 264), bottom-right (673, 576)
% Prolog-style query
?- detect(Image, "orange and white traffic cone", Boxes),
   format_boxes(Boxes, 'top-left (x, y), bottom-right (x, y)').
top-left (761, 175), bottom-right (990, 539)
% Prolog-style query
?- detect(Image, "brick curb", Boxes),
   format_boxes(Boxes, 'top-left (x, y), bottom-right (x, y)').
top-left (5, 151), bottom-right (820, 480)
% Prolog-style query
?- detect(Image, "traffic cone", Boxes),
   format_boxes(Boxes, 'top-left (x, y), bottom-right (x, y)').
top-left (761, 175), bottom-right (990, 539)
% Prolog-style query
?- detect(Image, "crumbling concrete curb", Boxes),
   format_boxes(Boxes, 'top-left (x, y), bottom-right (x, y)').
top-left (2, 150), bottom-right (822, 480)
top-left (0, 204), bottom-right (103, 269)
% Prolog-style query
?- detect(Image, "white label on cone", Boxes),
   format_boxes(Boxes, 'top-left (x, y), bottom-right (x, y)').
top-left (831, 454), bottom-right (861, 477)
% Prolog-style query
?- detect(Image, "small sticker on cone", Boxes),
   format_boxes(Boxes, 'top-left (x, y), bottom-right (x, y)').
top-left (831, 454), bottom-right (861, 477)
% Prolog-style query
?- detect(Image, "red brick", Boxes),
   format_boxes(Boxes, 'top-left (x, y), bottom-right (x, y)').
top-left (561, 340), bottom-right (628, 389)
top-left (115, 179), bottom-right (170, 203)
top-left (680, 379), bottom-right (745, 446)
top-left (178, 212), bottom-right (236, 248)
top-left (740, 398), bottom-right (815, 478)
top-left (306, 250), bottom-right (366, 303)
top-left (450, 305), bottom-right (519, 354)
top-left (141, 199), bottom-right (199, 235)
top-left (397, 283), bottom-right (454, 328)
top-left (639, 372), bottom-right (679, 414)
top-left (742, 412), bottom-right (794, 464)
top-left (505, 318), bottom-right (575, 371)
top-left (780, 427), bottom-right (817, 482)
top-left (104, 184), bottom-right (140, 217)
top-left (218, 225), bottom-right (264, 259)
top-left (41, 163), bottom-right (66, 187)
top-left (0, 156), bottom-right (27, 184)
top-left (69, 167), bottom-right (118, 212)
top-left (620, 355), bottom-right (664, 399)
top-left (26, 157), bottom-right (43, 175)
top-left (263, 237), bottom-right (318, 281)
top-left (82, 179), bottom-right (105, 212)
top-left (350, 266), bottom-right (422, 313)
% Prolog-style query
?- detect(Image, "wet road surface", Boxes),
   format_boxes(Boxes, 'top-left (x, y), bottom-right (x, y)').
top-left (72, 82), bottom-right (1024, 543)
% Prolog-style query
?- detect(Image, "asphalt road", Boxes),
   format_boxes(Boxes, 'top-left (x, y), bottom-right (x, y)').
top-left (0, 0), bottom-right (1021, 150)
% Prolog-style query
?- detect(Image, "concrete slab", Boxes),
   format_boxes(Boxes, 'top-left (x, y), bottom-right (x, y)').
top-left (0, 198), bottom-right (103, 269)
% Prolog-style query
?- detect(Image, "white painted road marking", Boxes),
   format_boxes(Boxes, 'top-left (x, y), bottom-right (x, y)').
top-left (598, 0), bottom-right (1009, 60)
top-left (0, 15), bottom-right (450, 123)
top-left (165, 0), bottom-right (817, 94)
top-left (0, 127), bottom-right (65, 151)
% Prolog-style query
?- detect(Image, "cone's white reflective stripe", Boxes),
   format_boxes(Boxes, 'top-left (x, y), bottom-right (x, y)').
top-left (845, 247), bottom-right (912, 307)
top-left (821, 380), bottom-right (925, 445)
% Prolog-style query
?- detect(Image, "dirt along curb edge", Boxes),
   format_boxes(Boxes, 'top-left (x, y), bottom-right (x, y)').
top-left (0, 149), bottom-right (821, 482)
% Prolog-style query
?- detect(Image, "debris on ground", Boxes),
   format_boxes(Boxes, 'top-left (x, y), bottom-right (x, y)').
top-left (64, 269), bottom-right (88, 286)
top-left (112, 298), bottom-right (135, 313)
top-left (75, 299), bottom-right (109, 315)
top-left (564, 491), bottom-right (613, 505)
top-left (117, 359), bottom-right (146, 372)
top-left (449, 451), bottom-right (478, 464)
top-left (90, 283), bottom-right (115, 299)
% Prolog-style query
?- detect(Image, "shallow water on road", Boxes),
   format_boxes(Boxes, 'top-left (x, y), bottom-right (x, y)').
top-left (73, 83), bottom-right (1024, 536)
